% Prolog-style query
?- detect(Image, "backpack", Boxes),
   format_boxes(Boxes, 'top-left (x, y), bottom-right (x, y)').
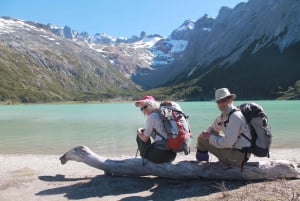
top-left (157, 101), bottom-right (192, 155)
top-left (229, 102), bottom-right (272, 157)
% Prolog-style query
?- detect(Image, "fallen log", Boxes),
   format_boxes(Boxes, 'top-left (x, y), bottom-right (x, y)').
top-left (60, 146), bottom-right (300, 180)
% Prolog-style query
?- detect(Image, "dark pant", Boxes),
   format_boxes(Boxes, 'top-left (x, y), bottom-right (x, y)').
top-left (136, 136), bottom-right (176, 163)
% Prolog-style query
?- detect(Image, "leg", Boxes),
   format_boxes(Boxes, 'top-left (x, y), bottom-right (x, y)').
top-left (197, 137), bottom-right (245, 167)
top-left (136, 136), bottom-right (152, 158)
top-left (145, 148), bottom-right (176, 163)
top-left (136, 136), bottom-right (176, 163)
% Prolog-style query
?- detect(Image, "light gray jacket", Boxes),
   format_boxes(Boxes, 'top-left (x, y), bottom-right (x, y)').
top-left (208, 105), bottom-right (252, 150)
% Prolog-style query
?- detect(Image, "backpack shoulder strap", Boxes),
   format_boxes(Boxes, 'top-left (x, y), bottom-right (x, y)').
top-left (240, 133), bottom-right (252, 143)
top-left (226, 108), bottom-right (253, 143)
top-left (223, 109), bottom-right (239, 127)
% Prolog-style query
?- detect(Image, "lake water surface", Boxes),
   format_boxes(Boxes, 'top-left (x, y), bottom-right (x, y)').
top-left (0, 100), bottom-right (299, 156)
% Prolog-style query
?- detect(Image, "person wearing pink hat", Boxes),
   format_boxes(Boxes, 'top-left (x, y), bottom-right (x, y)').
top-left (196, 88), bottom-right (252, 168)
top-left (135, 95), bottom-right (176, 163)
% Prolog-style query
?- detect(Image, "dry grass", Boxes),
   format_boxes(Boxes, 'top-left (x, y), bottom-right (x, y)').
top-left (203, 179), bottom-right (300, 201)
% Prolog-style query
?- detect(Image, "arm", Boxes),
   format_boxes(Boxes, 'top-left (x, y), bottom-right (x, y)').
top-left (199, 116), bottom-right (222, 140)
top-left (209, 113), bottom-right (243, 148)
top-left (205, 116), bottom-right (223, 134)
top-left (137, 128), bottom-right (150, 142)
top-left (137, 114), bottom-right (157, 142)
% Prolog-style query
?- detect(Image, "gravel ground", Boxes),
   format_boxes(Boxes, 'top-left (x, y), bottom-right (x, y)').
top-left (0, 148), bottom-right (299, 201)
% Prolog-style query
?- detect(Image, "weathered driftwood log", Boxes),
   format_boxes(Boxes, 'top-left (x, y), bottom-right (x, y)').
top-left (60, 146), bottom-right (300, 181)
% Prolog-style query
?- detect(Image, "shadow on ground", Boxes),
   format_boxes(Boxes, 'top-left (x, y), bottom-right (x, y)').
top-left (37, 174), bottom-right (251, 200)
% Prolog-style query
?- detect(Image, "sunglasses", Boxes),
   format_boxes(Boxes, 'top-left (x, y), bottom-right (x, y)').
top-left (140, 105), bottom-right (148, 111)
top-left (217, 97), bottom-right (231, 104)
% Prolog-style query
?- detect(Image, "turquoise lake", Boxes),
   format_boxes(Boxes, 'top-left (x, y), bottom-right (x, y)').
top-left (0, 101), bottom-right (299, 155)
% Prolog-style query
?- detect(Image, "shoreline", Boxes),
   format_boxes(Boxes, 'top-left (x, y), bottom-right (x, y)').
top-left (1, 99), bottom-right (299, 106)
top-left (0, 145), bottom-right (299, 156)
top-left (1, 147), bottom-right (300, 161)
top-left (0, 148), bottom-right (299, 201)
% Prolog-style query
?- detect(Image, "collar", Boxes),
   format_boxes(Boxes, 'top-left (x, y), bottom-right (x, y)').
top-left (222, 104), bottom-right (235, 117)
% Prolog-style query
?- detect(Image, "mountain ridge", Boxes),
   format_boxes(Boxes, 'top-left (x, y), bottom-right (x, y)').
top-left (141, 0), bottom-right (300, 100)
top-left (0, 17), bottom-right (140, 103)
top-left (1, 0), bottom-right (300, 103)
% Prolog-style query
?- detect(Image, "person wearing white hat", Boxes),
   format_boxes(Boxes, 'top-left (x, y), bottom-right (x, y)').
top-left (196, 88), bottom-right (252, 168)
top-left (134, 95), bottom-right (177, 163)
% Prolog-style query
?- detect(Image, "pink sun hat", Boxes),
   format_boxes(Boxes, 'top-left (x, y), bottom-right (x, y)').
top-left (135, 95), bottom-right (156, 107)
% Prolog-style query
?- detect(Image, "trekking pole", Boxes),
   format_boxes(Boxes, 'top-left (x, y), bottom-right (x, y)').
top-left (135, 128), bottom-right (144, 158)
top-left (135, 148), bottom-right (139, 158)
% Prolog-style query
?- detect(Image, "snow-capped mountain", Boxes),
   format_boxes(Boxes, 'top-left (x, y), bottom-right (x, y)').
top-left (45, 19), bottom-right (195, 78)
top-left (158, 0), bottom-right (300, 99)
top-left (131, 15), bottom-right (214, 89)
top-left (0, 14), bottom-right (197, 101)
top-left (1, 0), bottom-right (299, 102)
top-left (0, 17), bottom-right (140, 102)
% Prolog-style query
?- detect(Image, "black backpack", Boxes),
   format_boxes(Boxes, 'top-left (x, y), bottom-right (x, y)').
top-left (229, 103), bottom-right (272, 157)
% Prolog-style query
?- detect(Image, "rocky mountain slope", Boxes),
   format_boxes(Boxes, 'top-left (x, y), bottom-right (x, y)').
top-left (47, 20), bottom-right (193, 81)
top-left (0, 14), bottom-right (194, 102)
top-left (145, 0), bottom-right (300, 100)
top-left (1, 0), bottom-right (299, 102)
top-left (0, 17), bottom-right (140, 102)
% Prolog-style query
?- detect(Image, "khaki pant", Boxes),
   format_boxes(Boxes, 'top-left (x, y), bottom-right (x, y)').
top-left (197, 137), bottom-right (249, 168)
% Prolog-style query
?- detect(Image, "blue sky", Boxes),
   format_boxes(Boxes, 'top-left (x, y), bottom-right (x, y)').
top-left (1, 0), bottom-right (247, 38)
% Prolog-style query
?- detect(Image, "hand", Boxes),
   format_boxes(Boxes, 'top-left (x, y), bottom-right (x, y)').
top-left (136, 128), bottom-right (149, 142)
top-left (199, 131), bottom-right (210, 140)
top-left (137, 128), bottom-right (144, 135)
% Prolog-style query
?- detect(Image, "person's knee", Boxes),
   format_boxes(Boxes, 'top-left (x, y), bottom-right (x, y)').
top-left (147, 150), bottom-right (176, 163)
top-left (167, 151), bottom-right (177, 162)
top-left (136, 135), bottom-right (142, 143)
top-left (218, 151), bottom-right (245, 167)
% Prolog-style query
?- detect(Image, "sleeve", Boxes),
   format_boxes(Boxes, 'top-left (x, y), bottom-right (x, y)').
top-left (143, 115), bottom-right (155, 137)
top-left (209, 113), bottom-right (243, 148)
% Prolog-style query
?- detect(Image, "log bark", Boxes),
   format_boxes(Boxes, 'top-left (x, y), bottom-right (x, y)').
top-left (60, 146), bottom-right (300, 180)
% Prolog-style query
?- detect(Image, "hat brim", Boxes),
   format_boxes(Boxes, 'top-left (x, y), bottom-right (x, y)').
top-left (135, 100), bottom-right (146, 107)
top-left (135, 95), bottom-right (155, 107)
top-left (216, 94), bottom-right (236, 102)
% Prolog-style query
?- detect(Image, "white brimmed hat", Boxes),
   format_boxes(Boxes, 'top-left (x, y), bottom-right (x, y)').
top-left (215, 88), bottom-right (236, 102)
